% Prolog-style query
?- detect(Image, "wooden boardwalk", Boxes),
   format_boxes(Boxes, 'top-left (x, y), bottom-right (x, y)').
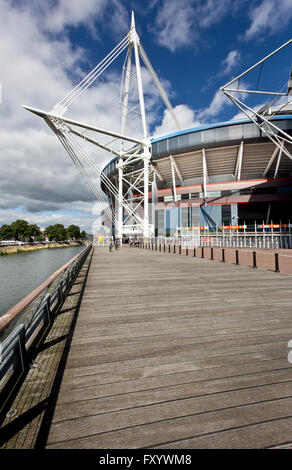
top-left (44, 246), bottom-right (292, 449)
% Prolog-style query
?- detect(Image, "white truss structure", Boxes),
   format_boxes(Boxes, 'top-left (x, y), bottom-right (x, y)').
top-left (221, 38), bottom-right (292, 162)
top-left (23, 12), bottom-right (180, 241)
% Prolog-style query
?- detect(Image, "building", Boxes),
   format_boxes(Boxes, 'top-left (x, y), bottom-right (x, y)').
top-left (101, 113), bottom-right (292, 237)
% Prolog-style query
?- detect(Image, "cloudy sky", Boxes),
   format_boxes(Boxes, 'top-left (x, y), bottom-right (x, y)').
top-left (0, 0), bottom-right (291, 233)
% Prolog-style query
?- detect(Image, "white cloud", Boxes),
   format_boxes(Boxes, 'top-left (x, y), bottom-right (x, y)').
top-left (221, 50), bottom-right (242, 76)
top-left (197, 90), bottom-right (232, 120)
top-left (153, 104), bottom-right (200, 137)
top-left (152, 0), bottom-right (196, 52)
top-left (243, 0), bottom-right (292, 41)
top-left (152, 0), bottom-right (237, 52)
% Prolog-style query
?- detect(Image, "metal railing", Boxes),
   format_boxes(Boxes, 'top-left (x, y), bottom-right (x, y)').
top-left (143, 232), bottom-right (292, 249)
top-left (0, 244), bottom-right (92, 424)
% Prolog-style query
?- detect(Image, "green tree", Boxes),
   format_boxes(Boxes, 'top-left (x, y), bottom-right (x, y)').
top-left (80, 230), bottom-right (86, 239)
top-left (0, 224), bottom-right (14, 240)
top-left (27, 224), bottom-right (42, 241)
top-left (44, 224), bottom-right (67, 241)
top-left (10, 219), bottom-right (29, 241)
top-left (66, 224), bottom-right (81, 240)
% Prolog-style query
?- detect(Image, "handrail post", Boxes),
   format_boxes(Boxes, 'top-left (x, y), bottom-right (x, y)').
top-left (253, 251), bottom-right (257, 269)
top-left (275, 253), bottom-right (280, 272)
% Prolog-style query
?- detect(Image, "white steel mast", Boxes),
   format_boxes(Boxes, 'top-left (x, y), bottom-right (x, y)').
top-left (23, 11), bottom-right (181, 242)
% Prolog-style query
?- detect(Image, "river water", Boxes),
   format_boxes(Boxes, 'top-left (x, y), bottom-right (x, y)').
top-left (0, 245), bottom-right (84, 316)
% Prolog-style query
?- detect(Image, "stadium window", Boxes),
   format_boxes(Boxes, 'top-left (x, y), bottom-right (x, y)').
top-left (215, 127), bottom-right (229, 142)
top-left (222, 205), bottom-right (231, 225)
top-left (239, 188), bottom-right (253, 195)
top-left (202, 129), bottom-right (216, 144)
top-left (243, 123), bottom-right (259, 139)
top-left (189, 131), bottom-right (202, 147)
top-left (178, 133), bottom-right (190, 151)
top-left (151, 142), bottom-right (159, 156)
top-left (158, 139), bottom-right (168, 156)
top-left (229, 124), bottom-right (243, 140)
top-left (207, 191), bottom-right (221, 198)
top-left (278, 186), bottom-right (292, 194)
top-left (168, 136), bottom-right (179, 153)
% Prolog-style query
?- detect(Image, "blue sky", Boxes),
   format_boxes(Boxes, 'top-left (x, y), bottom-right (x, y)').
top-left (0, 0), bottom-right (291, 232)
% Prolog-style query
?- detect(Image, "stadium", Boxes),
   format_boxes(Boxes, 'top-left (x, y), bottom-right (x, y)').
top-left (101, 112), bottom-right (292, 239)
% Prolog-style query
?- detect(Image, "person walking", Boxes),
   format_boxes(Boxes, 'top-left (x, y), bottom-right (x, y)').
top-left (115, 239), bottom-right (119, 250)
top-left (109, 241), bottom-right (113, 252)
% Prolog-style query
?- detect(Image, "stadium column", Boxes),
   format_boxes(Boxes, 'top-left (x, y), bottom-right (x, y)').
top-left (117, 159), bottom-right (123, 243)
top-left (143, 143), bottom-right (151, 241)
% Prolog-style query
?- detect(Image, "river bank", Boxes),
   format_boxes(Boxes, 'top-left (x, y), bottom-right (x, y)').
top-left (0, 241), bottom-right (84, 256)
top-left (0, 244), bottom-right (85, 315)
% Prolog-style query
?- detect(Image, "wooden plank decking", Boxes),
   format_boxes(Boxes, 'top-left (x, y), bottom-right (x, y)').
top-left (44, 246), bottom-right (292, 449)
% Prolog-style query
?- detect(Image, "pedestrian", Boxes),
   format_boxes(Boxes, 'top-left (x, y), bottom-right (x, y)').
top-left (109, 241), bottom-right (113, 252)
top-left (115, 239), bottom-right (119, 250)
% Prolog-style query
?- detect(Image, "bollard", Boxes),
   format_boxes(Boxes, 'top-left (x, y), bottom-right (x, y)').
top-left (164, 244), bottom-right (166, 252)
top-left (174, 244), bottom-right (176, 254)
top-left (222, 248), bottom-right (225, 262)
top-left (193, 247), bottom-right (196, 257)
top-left (235, 249), bottom-right (239, 265)
top-left (168, 244), bottom-right (171, 253)
top-left (179, 245), bottom-right (182, 254)
top-left (252, 251), bottom-right (257, 269)
top-left (275, 253), bottom-right (280, 272)
top-left (186, 247), bottom-right (188, 256)
top-left (201, 247), bottom-right (204, 259)
top-left (210, 247), bottom-right (214, 260)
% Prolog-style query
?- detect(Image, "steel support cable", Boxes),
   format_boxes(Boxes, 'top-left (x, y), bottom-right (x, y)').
top-left (59, 35), bottom-right (129, 108)
top-left (65, 130), bottom-right (144, 226)
top-left (61, 38), bottom-right (130, 109)
top-left (66, 132), bottom-right (144, 221)
top-left (48, 115), bottom-right (119, 200)
top-left (256, 63), bottom-right (263, 91)
top-left (50, 121), bottom-right (115, 219)
top-left (223, 90), bottom-right (292, 160)
top-left (57, 132), bottom-right (116, 226)
top-left (259, 80), bottom-right (289, 118)
top-left (223, 90), bottom-right (292, 144)
top-left (57, 131), bottom-right (110, 208)
top-left (64, 43), bottom-right (129, 108)
top-left (60, 133), bottom-right (117, 223)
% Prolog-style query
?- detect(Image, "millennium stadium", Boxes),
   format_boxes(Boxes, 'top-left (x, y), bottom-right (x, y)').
top-left (101, 112), bottom-right (292, 240)
top-left (24, 14), bottom-right (292, 245)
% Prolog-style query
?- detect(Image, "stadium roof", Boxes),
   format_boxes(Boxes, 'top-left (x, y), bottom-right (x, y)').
top-left (151, 114), bottom-right (292, 143)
